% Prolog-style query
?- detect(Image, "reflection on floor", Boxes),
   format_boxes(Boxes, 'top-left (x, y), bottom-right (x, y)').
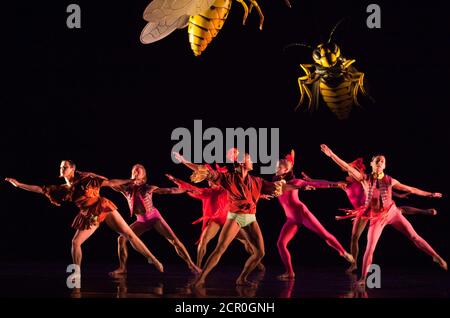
top-left (0, 262), bottom-right (448, 298)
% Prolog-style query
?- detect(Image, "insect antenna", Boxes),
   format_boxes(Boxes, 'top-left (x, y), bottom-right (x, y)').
top-left (283, 43), bottom-right (313, 53)
top-left (328, 17), bottom-right (349, 43)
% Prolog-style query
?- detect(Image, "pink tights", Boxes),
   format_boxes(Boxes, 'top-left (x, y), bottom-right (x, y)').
top-left (361, 206), bottom-right (440, 280)
top-left (277, 210), bottom-right (347, 274)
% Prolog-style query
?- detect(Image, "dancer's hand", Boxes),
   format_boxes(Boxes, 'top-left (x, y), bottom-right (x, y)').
top-left (5, 178), bottom-right (20, 187)
top-left (320, 144), bottom-right (333, 157)
top-left (172, 152), bottom-right (187, 163)
top-left (304, 185), bottom-right (316, 191)
top-left (260, 194), bottom-right (273, 200)
top-left (431, 192), bottom-right (442, 198)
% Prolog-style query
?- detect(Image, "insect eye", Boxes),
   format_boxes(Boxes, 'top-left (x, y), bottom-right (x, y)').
top-left (332, 43), bottom-right (339, 53)
top-left (312, 50), bottom-right (320, 60)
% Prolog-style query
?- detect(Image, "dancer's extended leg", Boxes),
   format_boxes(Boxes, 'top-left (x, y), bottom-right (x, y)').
top-left (197, 222), bottom-right (221, 268)
top-left (194, 219), bottom-right (241, 287)
top-left (105, 210), bottom-right (164, 273)
top-left (276, 220), bottom-right (299, 280)
top-left (109, 220), bottom-right (150, 276)
top-left (154, 218), bottom-right (201, 273)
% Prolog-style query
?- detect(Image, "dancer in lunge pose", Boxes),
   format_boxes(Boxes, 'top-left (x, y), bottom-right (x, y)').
top-left (173, 148), bottom-right (289, 287)
top-left (166, 171), bottom-right (265, 270)
top-left (274, 150), bottom-right (354, 281)
top-left (109, 164), bottom-right (200, 276)
top-left (302, 157), bottom-right (438, 273)
top-left (320, 144), bottom-right (447, 285)
top-left (5, 160), bottom-right (164, 274)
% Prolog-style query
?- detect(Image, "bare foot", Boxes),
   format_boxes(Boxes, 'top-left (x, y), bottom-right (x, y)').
top-left (346, 263), bottom-right (357, 274)
top-left (256, 262), bottom-right (266, 272)
top-left (150, 259), bottom-right (164, 273)
top-left (189, 264), bottom-right (202, 275)
top-left (109, 267), bottom-right (127, 277)
top-left (342, 252), bottom-right (355, 264)
top-left (236, 278), bottom-right (258, 288)
top-left (434, 257), bottom-right (448, 271)
top-left (277, 272), bottom-right (295, 281)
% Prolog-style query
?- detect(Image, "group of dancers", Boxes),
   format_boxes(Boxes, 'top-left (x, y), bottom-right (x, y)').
top-left (4, 144), bottom-right (447, 288)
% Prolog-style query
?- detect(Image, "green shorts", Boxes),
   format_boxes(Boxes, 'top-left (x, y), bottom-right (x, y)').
top-left (227, 212), bottom-right (256, 228)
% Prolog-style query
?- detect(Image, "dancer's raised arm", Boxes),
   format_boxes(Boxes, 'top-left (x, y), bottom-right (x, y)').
top-left (320, 144), bottom-right (364, 182)
top-left (173, 152), bottom-right (204, 171)
top-left (392, 179), bottom-right (442, 198)
top-left (5, 178), bottom-right (43, 194)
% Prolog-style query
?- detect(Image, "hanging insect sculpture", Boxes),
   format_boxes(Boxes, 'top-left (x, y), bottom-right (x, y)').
top-left (140, 0), bottom-right (269, 56)
top-left (285, 20), bottom-right (374, 120)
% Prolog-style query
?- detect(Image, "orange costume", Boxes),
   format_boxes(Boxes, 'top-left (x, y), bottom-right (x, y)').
top-left (42, 172), bottom-right (117, 230)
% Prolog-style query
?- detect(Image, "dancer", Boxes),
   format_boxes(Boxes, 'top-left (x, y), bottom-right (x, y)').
top-left (303, 157), bottom-right (437, 273)
top-left (5, 160), bottom-right (163, 274)
top-left (274, 150), bottom-right (354, 281)
top-left (173, 149), bottom-right (289, 287)
top-left (166, 172), bottom-right (265, 270)
top-left (320, 144), bottom-right (447, 285)
top-left (109, 164), bottom-right (200, 276)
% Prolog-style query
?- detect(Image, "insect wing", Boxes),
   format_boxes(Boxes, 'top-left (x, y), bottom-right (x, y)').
top-left (140, 0), bottom-right (215, 43)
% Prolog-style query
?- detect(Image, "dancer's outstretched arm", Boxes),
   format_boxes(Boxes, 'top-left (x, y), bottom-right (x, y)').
top-left (301, 172), bottom-right (337, 183)
top-left (5, 178), bottom-right (44, 194)
top-left (166, 174), bottom-right (204, 198)
top-left (166, 174), bottom-right (200, 191)
top-left (392, 191), bottom-right (410, 199)
top-left (173, 152), bottom-right (204, 171)
top-left (299, 173), bottom-right (345, 189)
top-left (102, 178), bottom-right (133, 188)
top-left (151, 185), bottom-right (187, 195)
top-left (173, 152), bottom-right (215, 184)
top-left (320, 144), bottom-right (364, 182)
top-left (392, 179), bottom-right (442, 198)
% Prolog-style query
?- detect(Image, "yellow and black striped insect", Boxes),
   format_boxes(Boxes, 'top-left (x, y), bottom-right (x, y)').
top-left (285, 20), bottom-right (374, 120)
top-left (140, 0), bottom-right (265, 56)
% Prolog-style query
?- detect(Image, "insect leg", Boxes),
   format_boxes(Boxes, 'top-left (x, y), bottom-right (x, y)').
top-left (247, 0), bottom-right (264, 30)
top-left (295, 64), bottom-right (315, 111)
top-left (235, 0), bottom-right (249, 25)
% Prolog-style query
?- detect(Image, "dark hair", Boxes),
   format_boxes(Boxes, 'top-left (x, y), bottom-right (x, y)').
top-left (62, 160), bottom-right (76, 169)
top-left (371, 154), bottom-right (385, 162)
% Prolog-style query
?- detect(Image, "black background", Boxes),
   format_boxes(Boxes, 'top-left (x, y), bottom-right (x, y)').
top-left (1, 0), bottom-right (449, 273)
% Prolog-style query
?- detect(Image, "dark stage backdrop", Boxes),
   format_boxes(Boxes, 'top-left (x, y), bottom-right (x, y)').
top-left (1, 1), bottom-right (448, 270)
